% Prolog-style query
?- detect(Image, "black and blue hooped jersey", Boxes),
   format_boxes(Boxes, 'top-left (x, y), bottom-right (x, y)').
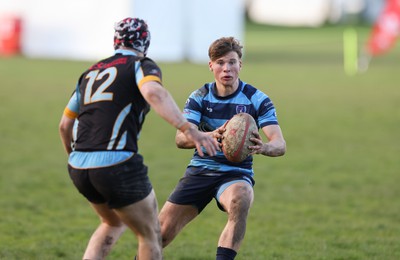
top-left (183, 80), bottom-right (279, 176)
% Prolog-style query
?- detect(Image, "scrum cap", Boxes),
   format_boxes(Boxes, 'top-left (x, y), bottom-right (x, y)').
top-left (114, 18), bottom-right (151, 54)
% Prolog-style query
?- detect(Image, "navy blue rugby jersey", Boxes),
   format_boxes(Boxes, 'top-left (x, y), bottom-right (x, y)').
top-left (183, 80), bottom-right (278, 176)
top-left (64, 50), bottom-right (162, 153)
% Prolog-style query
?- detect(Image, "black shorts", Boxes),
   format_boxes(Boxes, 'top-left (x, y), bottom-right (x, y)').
top-left (68, 154), bottom-right (152, 209)
top-left (168, 167), bottom-right (255, 213)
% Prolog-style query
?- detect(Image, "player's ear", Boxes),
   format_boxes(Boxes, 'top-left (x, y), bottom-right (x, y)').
top-left (209, 61), bottom-right (213, 71)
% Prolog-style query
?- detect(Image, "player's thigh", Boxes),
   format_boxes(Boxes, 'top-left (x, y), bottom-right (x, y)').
top-left (218, 181), bottom-right (254, 213)
top-left (159, 201), bottom-right (198, 232)
top-left (90, 203), bottom-right (124, 227)
top-left (114, 189), bottom-right (160, 236)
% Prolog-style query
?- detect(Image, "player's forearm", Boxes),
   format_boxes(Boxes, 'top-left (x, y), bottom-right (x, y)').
top-left (59, 128), bottom-right (73, 155)
top-left (59, 115), bottom-right (75, 155)
top-left (175, 128), bottom-right (196, 149)
top-left (263, 139), bottom-right (286, 157)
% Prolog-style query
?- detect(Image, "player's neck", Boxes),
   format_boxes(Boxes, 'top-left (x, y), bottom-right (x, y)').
top-left (117, 47), bottom-right (145, 57)
top-left (214, 80), bottom-right (239, 97)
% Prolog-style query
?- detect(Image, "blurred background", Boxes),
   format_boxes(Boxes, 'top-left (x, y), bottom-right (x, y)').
top-left (1, 0), bottom-right (399, 259)
top-left (0, 0), bottom-right (392, 63)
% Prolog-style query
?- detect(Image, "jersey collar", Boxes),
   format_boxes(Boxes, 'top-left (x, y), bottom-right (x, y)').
top-left (211, 80), bottom-right (243, 100)
top-left (114, 49), bottom-right (138, 56)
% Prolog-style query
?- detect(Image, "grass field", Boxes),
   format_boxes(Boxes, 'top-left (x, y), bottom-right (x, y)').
top-left (1, 22), bottom-right (399, 259)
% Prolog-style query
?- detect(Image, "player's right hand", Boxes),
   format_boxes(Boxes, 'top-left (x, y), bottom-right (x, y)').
top-left (185, 127), bottom-right (220, 156)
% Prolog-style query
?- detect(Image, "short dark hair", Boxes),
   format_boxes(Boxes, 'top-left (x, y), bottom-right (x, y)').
top-left (208, 37), bottom-right (243, 61)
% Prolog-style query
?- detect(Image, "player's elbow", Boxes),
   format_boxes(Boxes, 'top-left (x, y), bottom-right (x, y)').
top-left (175, 140), bottom-right (185, 149)
top-left (175, 132), bottom-right (193, 149)
top-left (59, 116), bottom-right (74, 136)
top-left (175, 135), bottom-right (186, 149)
top-left (59, 121), bottom-right (68, 133)
top-left (276, 141), bottom-right (286, 156)
top-left (277, 147), bottom-right (286, 157)
top-left (267, 140), bottom-right (286, 157)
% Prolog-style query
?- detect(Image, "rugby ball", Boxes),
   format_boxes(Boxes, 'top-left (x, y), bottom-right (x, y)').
top-left (222, 113), bottom-right (258, 163)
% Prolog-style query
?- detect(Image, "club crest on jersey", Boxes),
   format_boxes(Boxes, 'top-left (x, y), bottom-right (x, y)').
top-left (236, 105), bottom-right (246, 113)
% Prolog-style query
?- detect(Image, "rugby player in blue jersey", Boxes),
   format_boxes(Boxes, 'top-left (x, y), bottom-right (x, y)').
top-left (59, 18), bottom-right (219, 260)
top-left (159, 37), bottom-right (286, 260)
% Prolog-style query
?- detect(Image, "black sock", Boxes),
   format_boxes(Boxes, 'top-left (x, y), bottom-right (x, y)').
top-left (216, 246), bottom-right (237, 260)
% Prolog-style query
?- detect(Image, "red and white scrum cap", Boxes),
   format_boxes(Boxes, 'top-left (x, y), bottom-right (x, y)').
top-left (113, 17), bottom-right (151, 55)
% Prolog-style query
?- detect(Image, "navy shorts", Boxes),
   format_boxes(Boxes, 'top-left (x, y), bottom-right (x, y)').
top-left (168, 167), bottom-right (255, 213)
top-left (68, 154), bottom-right (152, 209)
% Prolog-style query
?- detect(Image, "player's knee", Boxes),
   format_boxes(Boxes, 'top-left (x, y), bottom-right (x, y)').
top-left (235, 185), bottom-right (253, 205)
top-left (229, 198), bottom-right (250, 216)
top-left (160, 225), bottom-right (171, 247)
top-left (161, 228), bottom-right (174, 248)
top-left (228, 188), bottom-right (253, 216)
top-left (159, 219), bottom-right (176, 248)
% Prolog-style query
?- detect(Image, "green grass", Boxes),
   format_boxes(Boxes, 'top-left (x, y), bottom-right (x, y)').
top-left (1, 22), bottom-right (399, 259)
